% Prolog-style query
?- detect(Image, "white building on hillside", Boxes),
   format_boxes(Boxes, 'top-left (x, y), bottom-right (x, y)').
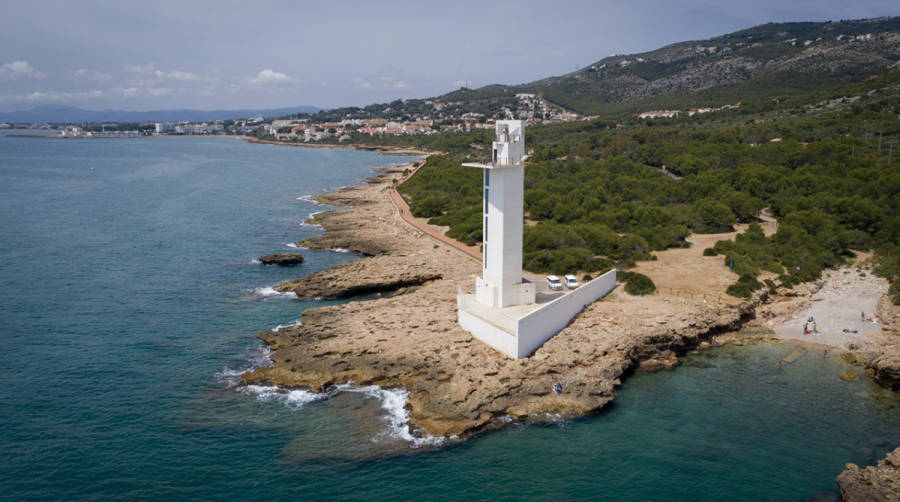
top-left (457, 120), bottom-right (616, 359)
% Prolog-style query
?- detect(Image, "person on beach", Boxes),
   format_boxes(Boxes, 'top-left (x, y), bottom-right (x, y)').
top-left (861, 311), bottom-right (866, 321)
top-left (777, 361), bottom-right (783, 370)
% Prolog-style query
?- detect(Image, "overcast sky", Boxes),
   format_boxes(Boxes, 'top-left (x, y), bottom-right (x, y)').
top-left (0, 0), bottom-right (896, 111)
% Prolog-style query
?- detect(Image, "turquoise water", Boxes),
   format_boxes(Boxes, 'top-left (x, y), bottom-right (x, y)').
top-left (1, 131), bottom-right (899, 501)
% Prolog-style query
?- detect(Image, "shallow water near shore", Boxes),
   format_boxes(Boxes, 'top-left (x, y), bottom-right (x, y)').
top-left (2, 130), bottom-right (899, 500)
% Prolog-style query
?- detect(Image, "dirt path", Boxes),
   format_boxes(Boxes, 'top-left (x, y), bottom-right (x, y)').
top-left (389, 160), bottom-right (482, 262)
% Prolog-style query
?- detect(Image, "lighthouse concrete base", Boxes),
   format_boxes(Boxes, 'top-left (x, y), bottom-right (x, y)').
top-left (458, 270), bottom-right (617, 359)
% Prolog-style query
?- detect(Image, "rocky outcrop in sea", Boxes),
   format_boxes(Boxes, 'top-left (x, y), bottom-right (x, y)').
top-left (837, 446), bottom-right (900, 502)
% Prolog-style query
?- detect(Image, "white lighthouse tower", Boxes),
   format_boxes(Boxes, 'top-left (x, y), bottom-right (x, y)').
top-left (456, 120), bottom-right (617, 359)
top-left (464, 120), bottom-right (535, 308)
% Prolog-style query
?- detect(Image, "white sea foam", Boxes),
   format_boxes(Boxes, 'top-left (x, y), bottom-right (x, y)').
top-left (235, 380), bottom-right (447, 447)
top-left (298, 221), bottom-right (324, 230)
top-left (216, 345), bottom-right (273, 386)
top-left (242, 385), bottom-right (326, 409)
top-left (250, 259), bottom-right (261, 265)
top-left (252, 286), bottom-right (298, 299)
top-left (330, 248), bottom-right (351, 253)
top-left (245, 344), bottom-right (275, 369)
top-left (335, 384), bottom-right (447, 447)
top-left (271, 319), bottom-right (302, 332)
top-left (296, 195), bottom-right (321, 205)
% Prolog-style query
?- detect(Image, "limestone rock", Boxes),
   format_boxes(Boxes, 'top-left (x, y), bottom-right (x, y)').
top-left (277, 255), bottom-right (442, 299)
top-left (870, 354), bottom-right (900, 391)
top-left (636, 351), bottom-right (681, 372)
top-left (837, 446), bottom-right (900, 502)
top-left (259, 253), bottom-right (305, 265)
top-left (840, 369), bottom-right (860, 381)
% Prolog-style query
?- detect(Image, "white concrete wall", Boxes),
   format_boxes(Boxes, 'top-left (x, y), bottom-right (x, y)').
top-left (458, 308), bottom-right (518, 358)
top-left (515, 270), bottom-right (617, 358)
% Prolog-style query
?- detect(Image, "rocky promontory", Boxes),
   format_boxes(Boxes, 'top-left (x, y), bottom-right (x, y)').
top-left (277, 255), bottom-right (442, 298)
top-left (837, 446), bottom-right (900, 502)
top-left (259, 253), bottom-right (305, 266)
top-left (242, 160), bottom-right (768, 439)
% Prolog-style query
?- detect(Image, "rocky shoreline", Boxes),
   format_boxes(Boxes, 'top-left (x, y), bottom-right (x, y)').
top-left (837, 446), bottom-right (900, 501)
top-left (241, 160), bottom-right (771, 438)
top-left (239, 152), bottom-right (900, 496)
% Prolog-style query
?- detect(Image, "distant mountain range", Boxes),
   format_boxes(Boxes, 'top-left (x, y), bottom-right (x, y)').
top-left (436, 16), bottom-right (900, 116)
top-left (0, 105), bottom-right (322, 124)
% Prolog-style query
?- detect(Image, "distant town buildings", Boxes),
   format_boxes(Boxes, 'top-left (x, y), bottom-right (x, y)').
top-left (42, 91), bottom-right (592, 142)
top-left (635, 102), bottom-right (741, 120)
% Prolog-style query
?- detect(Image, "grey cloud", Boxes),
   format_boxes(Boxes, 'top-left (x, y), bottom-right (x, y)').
top-left (0, 61), bottom-right (48, 81)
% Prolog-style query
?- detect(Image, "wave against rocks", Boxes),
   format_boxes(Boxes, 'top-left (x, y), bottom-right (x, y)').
top-left (240, 381), bottom-right (448, 448)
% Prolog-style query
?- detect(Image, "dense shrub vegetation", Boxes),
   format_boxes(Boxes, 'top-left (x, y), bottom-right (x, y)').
top-left (398, 72), bottom-right (900, 300)
top-left (620, 271), bottom-right (657, 296)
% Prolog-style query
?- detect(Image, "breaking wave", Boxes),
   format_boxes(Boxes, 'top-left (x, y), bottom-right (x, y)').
top-left (215, 344), bottom-right (273, 386)
top-left (271, 319), bottom-right (302, 332)
top-left (334, 384), bottom-right (449, 447)
top-left (251, 286), bottom-right (298, 299)
top-left (241, 385), bottom-right (326, 409)
top-left (237, 380), bottom-right (449, 447)
top-left (296, 195), bottom-right (321, 205)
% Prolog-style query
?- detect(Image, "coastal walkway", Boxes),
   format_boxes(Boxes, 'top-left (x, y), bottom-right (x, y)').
top-left (389, 160), bottom-right (482, 263)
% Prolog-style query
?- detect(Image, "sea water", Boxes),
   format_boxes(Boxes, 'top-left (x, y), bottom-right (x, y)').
top-left (1, 131), bottom-right (898, 501)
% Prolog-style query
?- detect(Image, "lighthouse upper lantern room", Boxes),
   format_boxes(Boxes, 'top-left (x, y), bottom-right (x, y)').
top-left (492, 120), bottom-right (525, 166)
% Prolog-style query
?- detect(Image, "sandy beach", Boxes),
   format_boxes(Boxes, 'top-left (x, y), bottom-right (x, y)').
top-left (771, 266), bottom-right (886, 349)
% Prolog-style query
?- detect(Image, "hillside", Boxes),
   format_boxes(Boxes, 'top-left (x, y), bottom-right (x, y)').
top-left (439, 17), bottom-right (900, 116)
top-left (397, 67), bottom-right (900, 303)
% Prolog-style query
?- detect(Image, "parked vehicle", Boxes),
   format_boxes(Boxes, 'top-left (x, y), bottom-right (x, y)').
top-left (565, 274), bottom-right (580, 289)
top-left (546, 275), bottom-right (563, 290)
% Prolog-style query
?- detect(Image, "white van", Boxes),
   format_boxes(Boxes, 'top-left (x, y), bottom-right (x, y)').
top-left (565, 274), bottom-right (580, 289)
top-left (546, 275), bottom-right (563, 290)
